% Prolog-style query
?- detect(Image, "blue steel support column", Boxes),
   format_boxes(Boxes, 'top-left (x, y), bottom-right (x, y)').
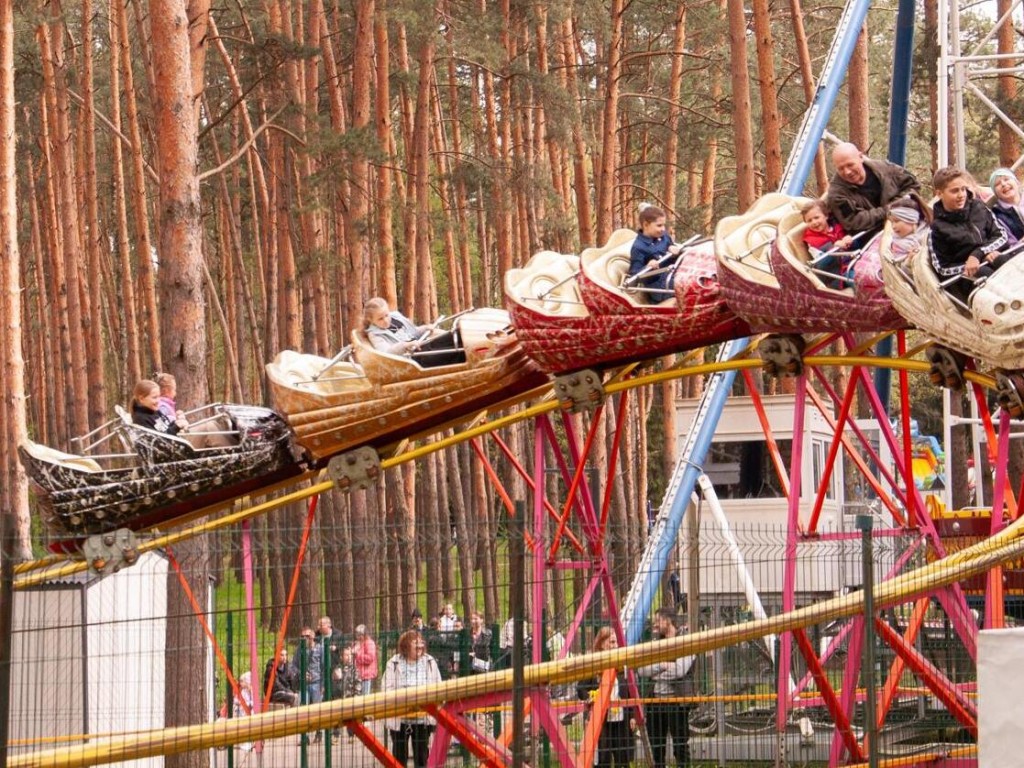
top-left (624, 339), bottom-right (748, 645)
top-left (784, 0), bottom-right (875, 193)
top-left (874, 0), bottom-right (917, 407)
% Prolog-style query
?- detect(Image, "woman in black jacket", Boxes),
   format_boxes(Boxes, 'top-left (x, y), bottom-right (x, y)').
top-left (130, 379), bottom-right (187, 434)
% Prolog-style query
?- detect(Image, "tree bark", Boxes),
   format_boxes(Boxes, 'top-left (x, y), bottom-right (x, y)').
top-left (751, 0), bottom-right (782, 190)
top-left (848, 28), bottom-right (870, 149)
top-left (996, 0), bottom-right (1019, 164)
top-left (79, 0), bottom-right (107, 427)
top-left (727, 0), bottom-right (756, 210)
top-left (0, 0), bottom-right (31, 558)
top-left (596, 0), bottom-right (623, 244)
top-left (151, 2), bottom-right (210, 758)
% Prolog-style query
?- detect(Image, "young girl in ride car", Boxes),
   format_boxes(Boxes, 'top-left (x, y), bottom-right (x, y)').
top-left (800, 199), bottom-right (855, 288)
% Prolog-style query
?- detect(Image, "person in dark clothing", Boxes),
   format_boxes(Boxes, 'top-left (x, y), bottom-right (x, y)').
top-left (263, 648), bottom-right (300, 707)
top-left (468, 611), bottom-right (492, 673)
top-left (627, 204), bottom-right (683, 303)
top-left (130, 379), bottom-right (188, 434)
top-left (825, 142), bottom-right (920, 235)
top-left (929, 166), bottom-right (1011, 304)
top-left (636, 608), bottom-right (696, 768)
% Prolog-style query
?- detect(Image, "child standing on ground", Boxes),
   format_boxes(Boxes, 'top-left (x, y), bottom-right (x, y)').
top-left (628, 204), bottom-right (683, 303)
top-left (800, 199), bottom-right (855, 288)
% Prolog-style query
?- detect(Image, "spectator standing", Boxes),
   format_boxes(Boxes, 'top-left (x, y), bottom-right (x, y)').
top-left (352, 624), bottom-right (379, 695)
top-left (469, 611), bottom-right (492, 672)
top-left (383, 630), bottom-right (443, 768)
top-left (636, 608), bottom-right (696, 768)
top-left (296, 627), bottom-right (324, 744)
top-left (438, 602), bottom-right (459, 631)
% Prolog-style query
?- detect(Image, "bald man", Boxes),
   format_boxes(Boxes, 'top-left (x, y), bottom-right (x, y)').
top-left (824, 142), bottom-right (920, 234)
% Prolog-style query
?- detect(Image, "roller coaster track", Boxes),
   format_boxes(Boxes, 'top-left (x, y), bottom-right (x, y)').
top-left (14, 484), bottom-right (1023, 768)
top-left (13, 345), bottom-right (997, 589)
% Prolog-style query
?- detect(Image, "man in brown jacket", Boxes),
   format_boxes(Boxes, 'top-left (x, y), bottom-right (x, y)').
top-left (825, 142), bottom-right (920, 235)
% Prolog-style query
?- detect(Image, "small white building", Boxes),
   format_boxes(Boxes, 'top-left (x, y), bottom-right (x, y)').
top-left (8, 551), bottom-right (168, 767)
top-left (675, 393), bottom-right (899, 599)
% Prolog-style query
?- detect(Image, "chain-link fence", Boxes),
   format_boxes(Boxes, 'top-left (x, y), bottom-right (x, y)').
top-left (4, 496), bottom-right (996, 767)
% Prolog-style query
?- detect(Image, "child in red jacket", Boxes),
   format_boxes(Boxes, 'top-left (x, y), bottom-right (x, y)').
top-left (801, 198), bottom-right (855, 288)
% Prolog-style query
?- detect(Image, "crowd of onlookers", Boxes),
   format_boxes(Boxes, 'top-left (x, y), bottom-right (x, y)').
top-left (222, 605), bottom-right (525, 748)
top-left (219, 603), bottom-right (701, 768)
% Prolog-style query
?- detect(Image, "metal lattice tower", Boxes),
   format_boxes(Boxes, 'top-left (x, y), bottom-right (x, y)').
top-left (939, 0), bottom-right (1024, 169)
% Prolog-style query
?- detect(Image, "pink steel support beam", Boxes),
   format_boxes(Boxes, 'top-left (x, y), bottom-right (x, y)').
top-left (807, 365), bottom-right (862, 532)
top-left (349, 720), bottom-right (403, 768)
top-left (165, 549), bottom-right (248, 715)
top-left (849, 364), bottom-right (978, 658)
top-left (807, 366), bottom-right (909, 511)
top-left (793, 628), bottom-right (865, 761)
top-left (776, 375), bottom-right (807, 733)
top-left (986, 409), bottom-right (1012, 629)
top-left (830, 617), bottom-right (866, 765)
top-left (530, 690), bottom-right (579, 768)
top-left (794, 533), bottom-right (927, 699)
top-left (600, 390), bottom-right (630, 534)
top-left (533, 420), bottom-right (546, 665)
top-left (877, 596), bottom-right (930, 725)
top-left (549, 408), bottom-right (605, 556)
top-left (874, 618), bottom-right (977, 733)
top-left (547, 415), bottom-right (602, 547)
top-left (555, 410), bottom-right (632, 650)
top-left (264, 493), bottom-right (320, 708)
top-left (804, 373), bottom-right (907, 526)
top-left (426, 704), bottom-right (505, 768)
top-left (483, 432), bottom-right (586, 554)
top-left (241, 520), bottom-right (261, 721)
top-left (470, 437), bottom-right (539, 551)
top-left (897, 332), bottom-right (917, 527)
top-left (970, 380), bottom-right (1018, 516)
top-left (794, 617), bottom-right (857, 697)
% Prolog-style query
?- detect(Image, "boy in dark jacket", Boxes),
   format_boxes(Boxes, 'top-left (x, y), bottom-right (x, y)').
top-left (929, 166), bottom-right (1010, 304)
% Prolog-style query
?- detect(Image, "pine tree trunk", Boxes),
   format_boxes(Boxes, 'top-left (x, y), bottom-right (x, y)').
top-left (151, 1), bottom-right (210, 759)
top-left (848, 28), bottom-right (870, 148)
top-left (0, 0), bottom-right (31, 558)
top-left (596, 0), bottom-right (623, 244)
top-left (751, 0), bottom-right (782, 190)
top-left (117, 0), bottom-right (160, 371)
top-left (788, 0), bottom-right (828, 192)
top-left (996, 0), bottom-right (1018, 164)
top-left (39, 13), bottom-right (89, 437)
top-left (79, 0), bottom-right (107, 426)
top-left (727, 0), bottom-right (756, 209)
top-left (108, 2), bottom-right (141, 385)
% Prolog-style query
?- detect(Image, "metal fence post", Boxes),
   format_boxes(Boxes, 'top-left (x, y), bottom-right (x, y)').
top-left (511, 500), bottom-right (525, 768)
top-left (856, 513), bottom-right (879, 768)
top-left (0, 516), bottom-right (15, 768)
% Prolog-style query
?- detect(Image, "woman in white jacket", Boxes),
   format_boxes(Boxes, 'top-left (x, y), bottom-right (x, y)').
top-left (382, 630), bottom-right (443, 767)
